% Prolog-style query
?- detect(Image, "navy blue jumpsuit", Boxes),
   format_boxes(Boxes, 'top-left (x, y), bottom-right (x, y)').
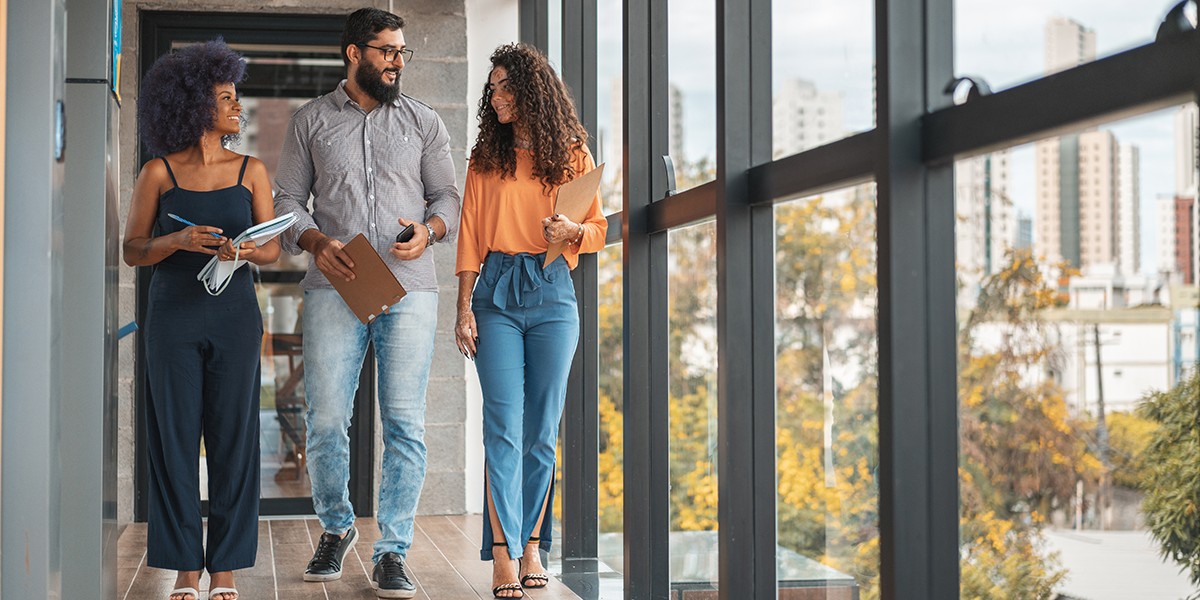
top-left (144, 156), bottom-right (262, 572)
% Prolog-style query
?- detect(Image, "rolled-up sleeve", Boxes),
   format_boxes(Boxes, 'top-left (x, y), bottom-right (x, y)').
top-left (273, 113), bottom-right (317, 255)
top-left (421, 115), bottom-right (461, 245)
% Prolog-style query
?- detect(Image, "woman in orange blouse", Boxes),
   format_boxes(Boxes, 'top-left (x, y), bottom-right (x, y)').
top-left (454, 43), bottom-right (607, 599)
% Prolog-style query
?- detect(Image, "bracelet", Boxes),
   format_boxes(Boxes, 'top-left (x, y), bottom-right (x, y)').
top-left (424, 222), bottom-right (437, 247)
top-left (570, 224), bottom-right (584, 245)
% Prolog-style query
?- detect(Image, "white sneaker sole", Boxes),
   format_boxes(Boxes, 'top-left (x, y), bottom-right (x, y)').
top-left (371, 581), bottom-right (416, 599)
top-left (303, 571), bottom-right (343, 582)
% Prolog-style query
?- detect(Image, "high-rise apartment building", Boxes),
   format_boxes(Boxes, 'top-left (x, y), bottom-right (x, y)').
top-left (955, 151), bottom-right (1014, 278)
top-left (1117, 143), bottom-right (1140, 275)
top-left (1035, 18), bottom-right (1118, 270)
top-left (1159, 195), bottom-right (1198, 284)
top-left (772, 78), bottom-right (845, 158)
top-left (1175, 103), bottom-right (1198, 198)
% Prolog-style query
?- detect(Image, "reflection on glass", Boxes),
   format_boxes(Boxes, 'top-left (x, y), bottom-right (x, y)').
top-left (668, 221), bottom-right (719, 596)
top-left (668, 0), bottom-right (716, 190)
top-left (771, 0), bottom-right (875, 159)
top-left (954, 106), bottom-right (1200, 598)
top-left (956, 1), bottom-right (1171, 92)
top-left (774, 183), bottom-right (879, 599)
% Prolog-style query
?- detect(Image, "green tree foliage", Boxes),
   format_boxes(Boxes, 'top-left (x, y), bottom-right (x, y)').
top-left (1137, 368), bottom-right (1200, 592)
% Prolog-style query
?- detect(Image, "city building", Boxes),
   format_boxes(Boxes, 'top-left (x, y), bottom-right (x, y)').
top-left (772, 77), bottom-right (845, 157)
top-left (1160, 195), bottom-right (1198, 284)
top-left (954, 150), bottom-right (1014, 307)
top-left (1118, 143), bottom-right (1141, 275)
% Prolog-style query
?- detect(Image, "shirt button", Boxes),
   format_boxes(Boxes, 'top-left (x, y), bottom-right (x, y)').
top-left (367, 167), bottom-right (373, 173)
top-left (371, 223), bottom-right (376, 228)
top-left (366, 140), bottom-right (371, 145)
top-left (369, 194), bottom-right (375, 200)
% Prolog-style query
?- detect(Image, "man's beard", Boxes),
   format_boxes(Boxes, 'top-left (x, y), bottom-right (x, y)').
top-left (356, 61), bottom-right (401, 104)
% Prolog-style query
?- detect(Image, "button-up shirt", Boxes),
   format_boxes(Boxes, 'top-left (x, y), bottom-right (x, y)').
top-left (274, 80), bottom-right (461, 292)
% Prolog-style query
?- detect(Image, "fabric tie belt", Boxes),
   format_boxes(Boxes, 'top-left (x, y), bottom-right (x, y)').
top-left (484, 252), bottom-right (558, 310)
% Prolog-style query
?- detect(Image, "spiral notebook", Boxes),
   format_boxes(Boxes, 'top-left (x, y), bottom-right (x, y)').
top-left (197, 212), bottom-right (299, 295)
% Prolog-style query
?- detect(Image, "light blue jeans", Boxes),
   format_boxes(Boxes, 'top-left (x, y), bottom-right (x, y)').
top-left (302, 289), bottom-right (437, 562)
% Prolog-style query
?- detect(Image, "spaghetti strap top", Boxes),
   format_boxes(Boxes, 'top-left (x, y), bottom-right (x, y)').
top-left (155, 155), bottom-right (254, 269)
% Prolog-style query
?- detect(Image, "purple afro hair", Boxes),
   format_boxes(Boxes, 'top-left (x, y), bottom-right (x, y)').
top-left (137, 39), bottom-right (246, 156)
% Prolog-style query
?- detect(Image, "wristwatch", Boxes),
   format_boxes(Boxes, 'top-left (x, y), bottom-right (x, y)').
top-left (423, 222), bottom-right (437, 247)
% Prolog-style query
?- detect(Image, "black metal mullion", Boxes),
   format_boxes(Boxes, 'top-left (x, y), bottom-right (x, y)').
top-left (924, 33), bottom-right (1200, 163)
top-left (519, 0), bottom-right (551, 53)
top-left (623, 0), bottom-right (671, 597)
top-left (560, 0), bottom-right (601, 570)
top-left (714, 0), bottom-right (774, 597)
top-left (875, 0), bottom-right (958, 597)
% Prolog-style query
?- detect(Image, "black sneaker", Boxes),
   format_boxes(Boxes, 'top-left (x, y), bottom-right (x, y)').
top-left (371, 552), bottom-right (416, 599)
top-left (303, 526), bottom-right (358, 582)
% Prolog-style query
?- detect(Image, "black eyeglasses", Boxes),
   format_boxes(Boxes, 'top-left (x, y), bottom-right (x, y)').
top-left (358, 44), bottom-right (414, 63)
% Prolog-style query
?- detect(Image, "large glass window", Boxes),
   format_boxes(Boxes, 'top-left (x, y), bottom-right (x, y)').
top-left (955, 0), bottom-right (1173, 92)
top-left (774, 183), bottom-right (880, 598)
top-left (596, 0), bottom-right (624, 214)
top-left (954, 106), bottom-right (1200, 598)
top-left (668, 0), bottom-right (717, 191)
top-left (668, 220), bottom-right (719, 596)
top-left (772, 0), bottom-right (875, 159)
top-left (595, 243), bottom-right (626, 597)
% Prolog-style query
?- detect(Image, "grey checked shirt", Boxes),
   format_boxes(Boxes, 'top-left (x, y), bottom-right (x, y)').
top-left (274, 80), bottom-right (461, 292)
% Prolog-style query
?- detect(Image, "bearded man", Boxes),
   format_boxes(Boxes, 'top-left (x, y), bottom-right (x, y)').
top-left (272, 7), bottom-right (461, 599)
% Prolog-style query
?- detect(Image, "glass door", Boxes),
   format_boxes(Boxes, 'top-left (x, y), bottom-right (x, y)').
top-left (135, 12), bottom-right (377, 519)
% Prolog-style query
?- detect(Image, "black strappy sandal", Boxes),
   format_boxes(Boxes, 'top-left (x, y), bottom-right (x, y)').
top-left (519, 537), bottom-right (550, 588)
top-left (492, 542), bottom-right (524, 598)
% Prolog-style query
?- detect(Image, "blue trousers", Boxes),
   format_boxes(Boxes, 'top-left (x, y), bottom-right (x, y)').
top-left (473, 252), bottom-right (579, 561)
top-left (143, 265), bottom-right (262, 571)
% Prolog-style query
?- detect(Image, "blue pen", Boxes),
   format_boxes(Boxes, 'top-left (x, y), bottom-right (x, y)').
top-left (167, 213), bottom-right (223, 238)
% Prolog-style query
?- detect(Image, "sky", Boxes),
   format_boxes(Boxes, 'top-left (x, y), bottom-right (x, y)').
top-left (586, 0), bottom-right (1185, 276)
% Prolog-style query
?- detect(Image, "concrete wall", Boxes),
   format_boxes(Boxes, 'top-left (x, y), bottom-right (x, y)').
top-left (116, 0), bottom-right (478, 525)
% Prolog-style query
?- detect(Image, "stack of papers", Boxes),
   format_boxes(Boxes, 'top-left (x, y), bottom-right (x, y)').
top-left (198, 212), bottom-right (299, 295)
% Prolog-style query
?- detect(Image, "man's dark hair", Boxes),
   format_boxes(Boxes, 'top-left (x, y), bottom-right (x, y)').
top-left (340, 8), bottom-right (405, 68)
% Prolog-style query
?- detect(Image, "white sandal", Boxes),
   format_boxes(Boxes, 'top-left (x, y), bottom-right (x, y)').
top-left (168, 587), bottom-right (199, 600)
top-left (210, 587), bottom-right (239, 600)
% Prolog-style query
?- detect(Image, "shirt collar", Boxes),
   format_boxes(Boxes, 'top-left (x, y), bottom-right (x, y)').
top-left (328, 79), bottom-right (403, 111)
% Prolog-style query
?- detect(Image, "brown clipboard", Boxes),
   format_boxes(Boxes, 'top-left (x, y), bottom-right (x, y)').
top-left (543, 163), bottom-right (605, 268)
top-left (327, 233), bottom-right (407, 324)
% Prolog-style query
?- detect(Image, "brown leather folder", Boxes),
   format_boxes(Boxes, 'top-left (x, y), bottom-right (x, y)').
top-left (543, 163), bottom-right (605, 268)
top-left (328, 233), bottom-right (407, 324)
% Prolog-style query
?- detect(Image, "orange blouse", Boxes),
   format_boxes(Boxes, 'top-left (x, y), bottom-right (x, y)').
top-left (455, 145), bottom-right (608, 275)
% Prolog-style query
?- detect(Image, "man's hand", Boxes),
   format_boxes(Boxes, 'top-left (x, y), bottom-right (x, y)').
top-left (390, 217), bottom-right (429, 261)
top-left (310, 234), bottom-right (356, 282)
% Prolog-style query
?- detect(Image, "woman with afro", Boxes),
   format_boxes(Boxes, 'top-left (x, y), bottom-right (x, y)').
top-left (123, 39), bottom-right (279, 600)
top-left (454, 43), bottom-right (608, 598)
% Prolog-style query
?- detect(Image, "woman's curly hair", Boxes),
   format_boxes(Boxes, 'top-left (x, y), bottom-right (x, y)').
top-left (137, 39), bottom-right (246, 156)
top-left (471, 43), bottom-right (588, 192)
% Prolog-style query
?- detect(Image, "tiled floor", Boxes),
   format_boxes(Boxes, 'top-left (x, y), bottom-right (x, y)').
top-left (118, 515), bottom-right (585, 600)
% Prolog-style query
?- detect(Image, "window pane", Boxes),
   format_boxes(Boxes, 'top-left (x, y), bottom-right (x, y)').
top-left (955, 106), bottom-right (1200, 598)
top-left (668, 0), bottom-right (716, 191)
top-left (597, 0), bottom-right (624, 215)
top-left (772, 0), bottom-right (875, 158)
top-left (774, 183), bottom-right (880, 598)
top-left (956, 1), bottom-right (1175, 92)
top-left (669, 221), bottom-right (719, 596)
top-left (594, 243), bottom-right (627, 597)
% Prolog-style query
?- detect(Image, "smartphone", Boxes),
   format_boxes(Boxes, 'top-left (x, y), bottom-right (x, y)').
top-left (395, 223), bottom-right (415, 244)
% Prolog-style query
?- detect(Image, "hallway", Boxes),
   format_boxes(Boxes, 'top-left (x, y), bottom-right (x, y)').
top-left (118, 515), bottom-right (585, 599)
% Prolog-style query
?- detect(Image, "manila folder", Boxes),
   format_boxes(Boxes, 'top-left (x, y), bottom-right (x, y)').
top-left (543, 163), bottom-right (605, 269)
top-left (329, 233), bottom-right (407, 324)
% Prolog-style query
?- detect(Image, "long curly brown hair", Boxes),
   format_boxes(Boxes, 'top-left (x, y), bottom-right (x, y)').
top-left (470, 43), bottom-right (588, 192)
